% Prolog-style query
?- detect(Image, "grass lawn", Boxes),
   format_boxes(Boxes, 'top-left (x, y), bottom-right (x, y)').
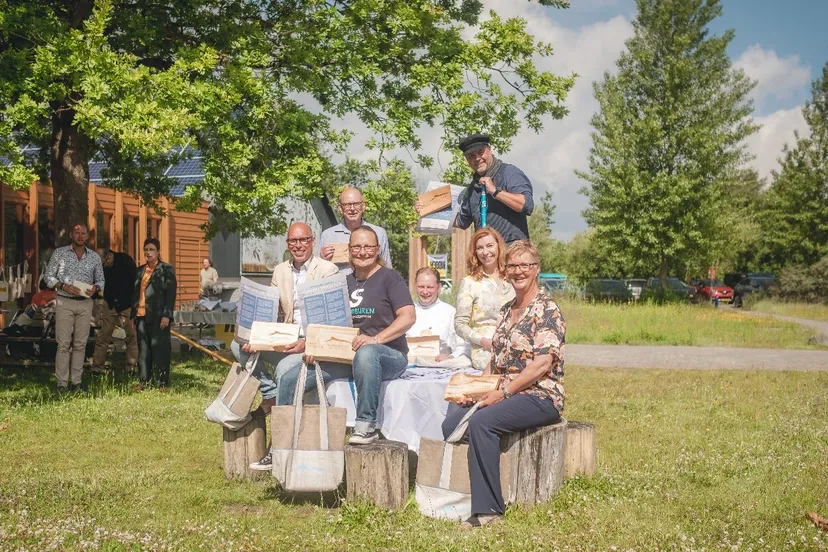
top-left (559, 300), bottom-right (824, 349)
top-left (1, 360), bottom-right (827, 551)
top-left (747, 299), bottom-right (828, 322)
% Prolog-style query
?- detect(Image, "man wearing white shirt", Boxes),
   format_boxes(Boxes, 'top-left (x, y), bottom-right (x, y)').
top-left (407, 267), bottom-right (469, 361)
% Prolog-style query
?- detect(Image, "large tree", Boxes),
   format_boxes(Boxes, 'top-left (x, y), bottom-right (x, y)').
top-left (0, 0), bottom-right (575, 243)
top-left (757, 62), bottom-right (828, 272)
top-left (577, 0), bottom-right (756, 282)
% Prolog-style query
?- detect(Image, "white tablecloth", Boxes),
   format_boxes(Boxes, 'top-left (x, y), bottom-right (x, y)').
top-left (326, 367), bottom-right (477, 453)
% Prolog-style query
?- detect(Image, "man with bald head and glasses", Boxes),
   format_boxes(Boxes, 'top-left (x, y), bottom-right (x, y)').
top-left (235, 222), bottom-right (338, 471)
top-left (319, 187), bottom-right (392, 271)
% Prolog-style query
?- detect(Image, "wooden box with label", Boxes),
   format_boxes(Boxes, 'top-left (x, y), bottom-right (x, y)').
top-left (406, 334), bottom-right (441, 364)
top-left (305, 324), bottom-right (360, 363)
top-left (248, 322), bottom-right (301, 352)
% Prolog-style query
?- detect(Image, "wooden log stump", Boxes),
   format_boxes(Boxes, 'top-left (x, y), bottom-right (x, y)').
top-left (345, 440), bottom-right (409, 510)
top-left (564, 421), bottom-right (597, 478)
top-left (222, 416), bottom-right (268, 481)
top-left (501, 418), bottom-right (567, 505)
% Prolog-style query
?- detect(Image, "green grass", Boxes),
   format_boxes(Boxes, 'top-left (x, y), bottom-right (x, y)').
top-left (1, 360), bottom-right (827, 550)
top-left (747, 299), bottom-right (828, 322)
top-left (559, 300), bottom-right (824, 348)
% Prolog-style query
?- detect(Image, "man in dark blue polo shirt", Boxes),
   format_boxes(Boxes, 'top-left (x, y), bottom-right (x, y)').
top-left (453, 134), bottom-right (534, 243)
top-left (92, 249), bottom-right (138, 374)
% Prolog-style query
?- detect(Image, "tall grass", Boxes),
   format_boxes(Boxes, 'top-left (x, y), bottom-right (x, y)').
top-left (746, 298), bottom-right (828, 322)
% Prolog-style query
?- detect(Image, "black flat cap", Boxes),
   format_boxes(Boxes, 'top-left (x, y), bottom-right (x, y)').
top-left (458, 134), bottom-right (491, 154)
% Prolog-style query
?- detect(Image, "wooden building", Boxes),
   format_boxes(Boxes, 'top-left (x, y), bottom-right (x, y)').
top-left (1, 181), bottom-right (210, 307)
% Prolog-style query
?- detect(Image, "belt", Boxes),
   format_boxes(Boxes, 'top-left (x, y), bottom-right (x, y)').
top-left (58, 293), bottom-right (89, 301)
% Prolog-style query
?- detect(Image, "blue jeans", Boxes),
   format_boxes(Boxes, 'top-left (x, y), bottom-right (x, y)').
top-left (277, 344), bottom-right (408, 433)
top-left (232, 341), bottom-right (296, 401)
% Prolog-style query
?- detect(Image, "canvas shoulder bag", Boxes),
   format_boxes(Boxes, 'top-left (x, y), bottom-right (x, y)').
top-left (204, 353), bottom-right (261, 430)
top-left (271, 361), bottom-right (346, 492)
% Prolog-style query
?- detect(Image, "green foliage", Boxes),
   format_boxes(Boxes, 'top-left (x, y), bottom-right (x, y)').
top-left (0, 0), bottom-right (575, 240)
top-left (755, 63), bottom-right (828, 272)
top-left (322, 158), bottom-right (418, 276)
top-left (768, 255), bottom-right (828, 304)
top-left (578, 0), bottom-right (757, 281)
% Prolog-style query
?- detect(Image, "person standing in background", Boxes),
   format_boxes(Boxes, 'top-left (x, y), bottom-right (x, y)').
top-left (319, 187), bottom-right (392, 271)
top-left (92, 249), bottom-right (138, 374)
top-left (131, 238), bottom-right (176, 391)
top-left (44, 224), bottom-right (105, 393)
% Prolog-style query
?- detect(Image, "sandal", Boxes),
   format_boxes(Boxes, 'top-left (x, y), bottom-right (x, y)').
top-left (460, 514), bottom-right (503, 529)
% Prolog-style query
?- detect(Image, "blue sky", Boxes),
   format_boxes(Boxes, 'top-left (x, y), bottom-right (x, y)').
top-left (342, 0), bottom-right (825, 240)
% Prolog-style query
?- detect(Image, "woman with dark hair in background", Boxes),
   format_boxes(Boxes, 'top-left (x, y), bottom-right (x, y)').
top-left (131, 237), bottom-right (177, 390)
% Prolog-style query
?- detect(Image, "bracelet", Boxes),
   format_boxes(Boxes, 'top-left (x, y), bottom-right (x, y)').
top-left (502, 386), bottom-right (512, 399)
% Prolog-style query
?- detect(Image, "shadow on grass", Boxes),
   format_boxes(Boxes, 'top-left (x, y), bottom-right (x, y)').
top-left (0, 353), bottom-right (227, 407)
top-left (262, 483), bottom-right (343, 508)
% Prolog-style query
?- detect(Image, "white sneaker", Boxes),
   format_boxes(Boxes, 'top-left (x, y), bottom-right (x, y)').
top-left (249, 451), bottom-right (273, 471)
top-left (349, 430), bottom-right (379, 445)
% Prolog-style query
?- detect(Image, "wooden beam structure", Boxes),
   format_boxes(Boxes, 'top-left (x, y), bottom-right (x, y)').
top-left (159, 198), bottom-right (171, 258)
top-left (407, 233), bottom-right (428, 294)
top-left (451, 227), bottom-right (473, 284)
top-left (87, 184), bottom-right (97, 248)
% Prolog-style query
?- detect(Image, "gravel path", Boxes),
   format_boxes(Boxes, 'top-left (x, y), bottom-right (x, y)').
top-left (567, 344), bottom-right (828, 371)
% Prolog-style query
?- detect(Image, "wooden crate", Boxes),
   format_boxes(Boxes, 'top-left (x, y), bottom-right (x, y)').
top-left (305, 324), bottom-right (359, 363)
top-left (406, 334), bottom-right (441, 363)
top-left (443, 373), bottom-right (501, 403)
top-left (248, 322), bottom-right (301, 352)
top-left (418, 185), bottom-right (452, 217)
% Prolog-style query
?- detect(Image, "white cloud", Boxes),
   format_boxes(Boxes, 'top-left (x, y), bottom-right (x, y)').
top-left (735, 44), bottom-right (811, 105)
top-left (746, 107), bottom-right (808, 178)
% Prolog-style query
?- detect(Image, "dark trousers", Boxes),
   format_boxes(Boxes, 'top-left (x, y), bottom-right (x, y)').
top-left (441, 393), bottom-right (561, 515)
top-left (136, 317), bottom-right (171, 387)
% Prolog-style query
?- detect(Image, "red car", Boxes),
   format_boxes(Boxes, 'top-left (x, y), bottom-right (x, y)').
top-left (695, 279), bottom-right (734, 303)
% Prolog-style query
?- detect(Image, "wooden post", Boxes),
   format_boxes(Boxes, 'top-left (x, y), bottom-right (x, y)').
top-left (87, 184), bottom-right (97, 247)
top-left (407, 233), bottom-right (428, 293)
top-left (345, 440), bottom-right (409, 510)
top-left (112, 191), bottom-right (123, 252)
top-left (159, 198), bottom-right (171, 257)
top-left (222, 417), bottom-right (268, 481)
top-left (24, 183), bottom-right (39, 300)
top-left (451, 227), bottom-right (473, 284)
top-left (138, 204), bottom-right (148, 251)
top-left (564, 421), bottom-right (597, 478)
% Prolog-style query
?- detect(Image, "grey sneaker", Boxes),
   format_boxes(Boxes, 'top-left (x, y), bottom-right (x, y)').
top-left (249, 451), bottom-right (273, 471)
top-left (348, 430), bottom-right (379, 445)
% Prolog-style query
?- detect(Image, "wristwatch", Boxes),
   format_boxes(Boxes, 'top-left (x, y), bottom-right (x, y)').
top-left (492, 187), bottom-right (503, 198)
top-left (502, 386), bottom-right (512, 399)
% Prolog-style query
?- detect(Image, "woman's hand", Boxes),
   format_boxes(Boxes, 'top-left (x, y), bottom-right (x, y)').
top-left (480, 337), bottom-right (493, 351)
top-left (159, 317), bottom-right (170, 329)
top-left (282, 339), bottom-right (306, 354)
top-left (435, 354), bottom-right (452, 362)
top-left (242, 343), bottom-right (253, 353)
top-left (302, 353), bottom-right (316, 365)
top-left (478, 389), bottom-right (505, 408)
top-left (352, 334), bottom-right (378, 351)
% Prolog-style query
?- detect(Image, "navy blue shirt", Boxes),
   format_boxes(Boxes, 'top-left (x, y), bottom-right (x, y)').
top-left (455, 163), bottom-right (534, 243)
top-left (347, 267), bottom-right (414, 355)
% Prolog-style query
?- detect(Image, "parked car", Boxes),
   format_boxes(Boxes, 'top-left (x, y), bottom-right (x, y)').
top-left (625, 279), bottom-right (648, 300)
top-left (642, 277), bottom-right (697, 302)
top-left (584, 279), bottom-right (633, 302)
top-left (732, 274), bottom-right (775, 307)
top-left (695, 279), bottom-right (734, 303)
top-left (539, 273), bottom-right (567, 293)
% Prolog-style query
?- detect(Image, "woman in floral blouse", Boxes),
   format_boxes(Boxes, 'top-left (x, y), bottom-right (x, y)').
top-left (453, 227), bottom-right (515, 371)
top-left (442, 240), bottom-right (565, 528)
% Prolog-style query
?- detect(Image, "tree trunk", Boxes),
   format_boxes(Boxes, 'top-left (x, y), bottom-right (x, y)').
top-left (50, 105), bottom-right (91, 245)
top-left (345, 440), bottom-right (409, 510)
top-left (659, 255), bottom-right (669, 287)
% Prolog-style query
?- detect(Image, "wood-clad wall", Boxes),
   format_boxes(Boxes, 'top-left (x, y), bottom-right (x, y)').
top-left (0, 182), bottom-right (209, 308)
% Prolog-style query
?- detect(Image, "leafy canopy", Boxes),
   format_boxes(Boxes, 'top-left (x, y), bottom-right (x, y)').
top-left (0, 0), bottom-right (575, 238)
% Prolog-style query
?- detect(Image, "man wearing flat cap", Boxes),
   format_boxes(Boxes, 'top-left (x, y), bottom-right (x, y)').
top-left (451, 134), bottom-right (534, 243)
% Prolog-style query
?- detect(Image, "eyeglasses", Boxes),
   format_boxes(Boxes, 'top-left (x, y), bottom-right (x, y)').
top-left (505, 262), bottom-right (539, 273)
top-left (349, 245), bottom-right (378, 253)
top-left (339, 202), bottom-right (364, 210)
top-left (286, 237), bottom-right (313, 246)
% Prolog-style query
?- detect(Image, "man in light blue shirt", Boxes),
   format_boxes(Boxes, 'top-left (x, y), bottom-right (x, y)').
top-left (318, 187), bottom-right (392, 270)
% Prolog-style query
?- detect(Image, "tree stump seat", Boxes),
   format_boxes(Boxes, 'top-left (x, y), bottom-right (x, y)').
top-left (222, 416), bottom-right (268, 481)
top-left (564, 421), bottom-right (597, 478)
top-left (345, 439), bottom-right (409, 510)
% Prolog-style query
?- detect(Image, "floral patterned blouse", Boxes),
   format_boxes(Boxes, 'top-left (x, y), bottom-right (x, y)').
top-left (454, 273), bottom-right (516, 371)
top-left (490, 290), bottom-right (566, 412)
